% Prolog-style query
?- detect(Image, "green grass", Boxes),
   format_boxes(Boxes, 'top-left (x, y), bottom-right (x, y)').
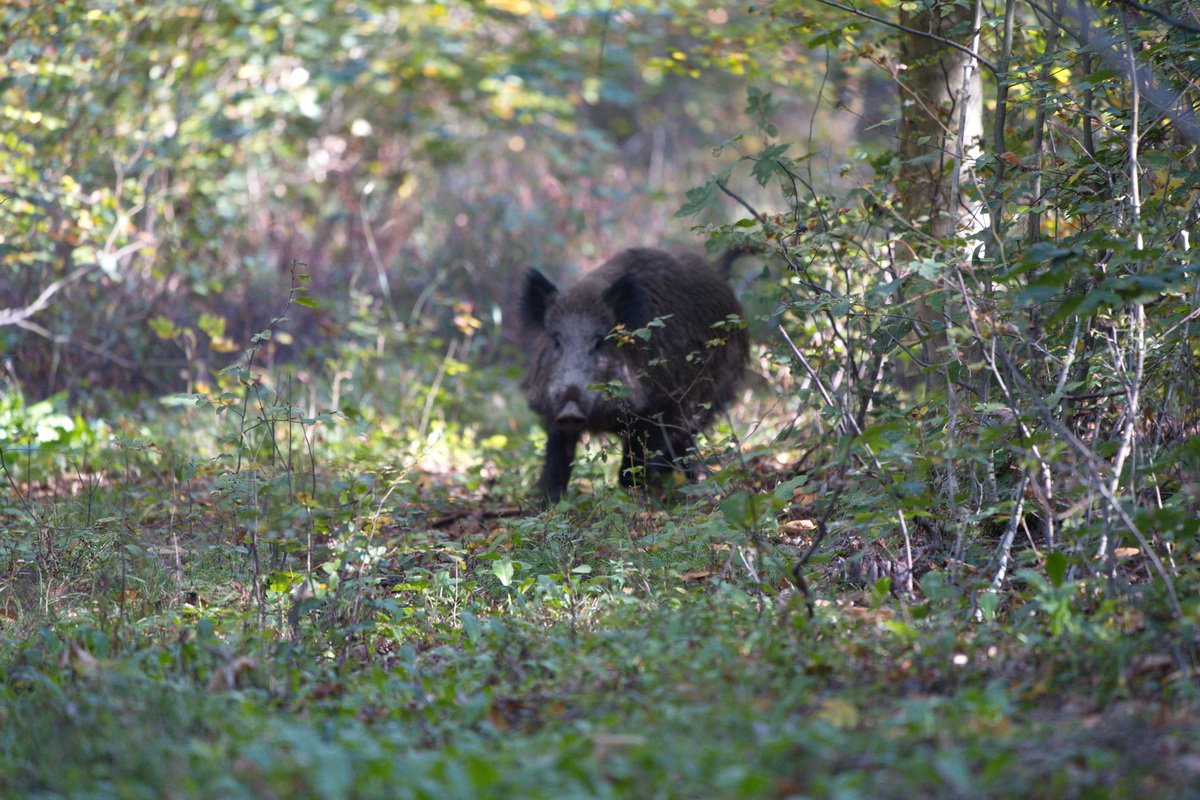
top-left (3, 572), bottom-right (1196, 799)
top-left (1, 368), bottom-right (1198, 800)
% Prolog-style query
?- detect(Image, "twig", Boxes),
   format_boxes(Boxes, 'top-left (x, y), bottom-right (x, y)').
top-left (715, 181), bottom-right (830, 297)
top-left (715, 181), bottom-right (765, 225)
top-left (1, 239), bottom-right (148, 328)
top-left (806, 0), bottom-right (1000, 76)
top-left (0, 264), bottom-right (97, 328)
top-left (988, 476), bottom-right (1028, 595)
top-left (1110, 0), bottom-right (1200, 34)
top-left (780, 323), bottom-right (916, 592)
top-left (790, 485), bottom-right (845, 618)
top-left (993, 346), bottom-right (1183, 618)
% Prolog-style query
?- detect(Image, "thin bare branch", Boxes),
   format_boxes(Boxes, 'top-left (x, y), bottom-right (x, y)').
top-left (805, 0), bottom-right (1000, 76)
top-left (1110, 0), bottom-right (1200, 34)
top-left (715, 181), bottom-right (765, 225)
top-left (0, 264), bottom-right (96, 328)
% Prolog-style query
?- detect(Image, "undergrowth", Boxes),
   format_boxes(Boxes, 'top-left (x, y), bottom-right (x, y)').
top-left (1, 314), bottom-right (1197, 798)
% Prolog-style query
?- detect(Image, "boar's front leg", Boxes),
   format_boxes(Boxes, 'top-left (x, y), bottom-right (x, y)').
top-left (540, 426), bottom-right (581, 503)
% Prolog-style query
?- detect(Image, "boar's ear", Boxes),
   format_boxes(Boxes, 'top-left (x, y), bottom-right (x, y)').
top-left (603, 273), bottom-right (648, 331)
top-left (521, 269), bottom-right (558, 329)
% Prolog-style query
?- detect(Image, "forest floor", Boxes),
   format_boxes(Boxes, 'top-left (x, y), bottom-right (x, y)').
top-left (1, 392), bottom-right (1198, 800)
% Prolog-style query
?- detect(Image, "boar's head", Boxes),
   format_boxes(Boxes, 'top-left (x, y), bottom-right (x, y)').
top-left (519, 268), bottom-right (651, 433)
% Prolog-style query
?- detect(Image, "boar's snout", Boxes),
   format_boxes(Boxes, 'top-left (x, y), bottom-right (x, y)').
top-left (551, 385), bottom-right (590, 432)
top-left (554, 399), bottom-right (587, 431)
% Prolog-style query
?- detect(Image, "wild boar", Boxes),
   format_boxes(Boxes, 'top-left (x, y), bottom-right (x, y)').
top-left (520, 247), bottom-right (749, 503)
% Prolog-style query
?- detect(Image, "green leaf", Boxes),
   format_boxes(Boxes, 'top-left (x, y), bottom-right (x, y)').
top-left (676, 181), bottom-right (717, 217)
top-left (977, 591), bottom-right (999, 621)
top-left (919, 570), bottom-right (956, 603)
top-left (1045, 551), bottom-right (1067, 588)
top-left (1084, 68), bottom-right (1121, 84)
top-left (460, 611), bottom-right (482, 644)
top-left (911, 258), bottom-right (946, 280)
top-left (722, 491), bottom-right (756, 531)
top-left (492, 558), bottom-right (514, 587)
top-left (772, 475), bottom-right (808, 503)
top-left (1000, 242), bottom-right (1078, 282)
top-left (871, 576), bottom-right (892, 607)
top-left (751, 143), bottom-right (791, 186)
top-left (852, 421), bottom-right (904, 451)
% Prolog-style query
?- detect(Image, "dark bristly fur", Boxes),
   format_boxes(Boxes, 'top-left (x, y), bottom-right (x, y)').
top-left (520, 247), bottom-right (749, 503)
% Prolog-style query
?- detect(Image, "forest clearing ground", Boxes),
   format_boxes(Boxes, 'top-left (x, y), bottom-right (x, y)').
top-left (2, 442), bottom-right (1197, 799)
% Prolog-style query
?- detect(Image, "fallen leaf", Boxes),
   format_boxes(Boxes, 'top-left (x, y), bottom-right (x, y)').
top-left (59, 640), bottom-right (100, 676)
top-left (843, 605), bottom-right (895, 622)
top-left (781, 519), bottom-right (817, 534)
top-left (207, 656), bottom-right (258, 690)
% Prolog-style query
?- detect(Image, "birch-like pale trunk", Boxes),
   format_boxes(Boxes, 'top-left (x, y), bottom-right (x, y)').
top-left (896, 0), bottom-right (987, 365)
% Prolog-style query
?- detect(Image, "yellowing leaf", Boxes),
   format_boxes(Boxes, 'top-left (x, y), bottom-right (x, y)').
top-left (198, 312), bottom-right (226, 339)
top-left (815, 697), bottom-right (859, 729)
top-left (486, 0), bottom-right (533, 14)
top-left (148, 316), bottom-right (179, 339)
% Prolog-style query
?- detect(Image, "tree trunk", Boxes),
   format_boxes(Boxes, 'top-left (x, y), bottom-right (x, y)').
top-left (896, 0), bottom-right (986, 363)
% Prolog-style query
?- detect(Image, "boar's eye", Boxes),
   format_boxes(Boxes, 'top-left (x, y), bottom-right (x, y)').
top-left (549, 333), bottom-right (562, 349)
top-left (592, 334), bottom-right (606, 352)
